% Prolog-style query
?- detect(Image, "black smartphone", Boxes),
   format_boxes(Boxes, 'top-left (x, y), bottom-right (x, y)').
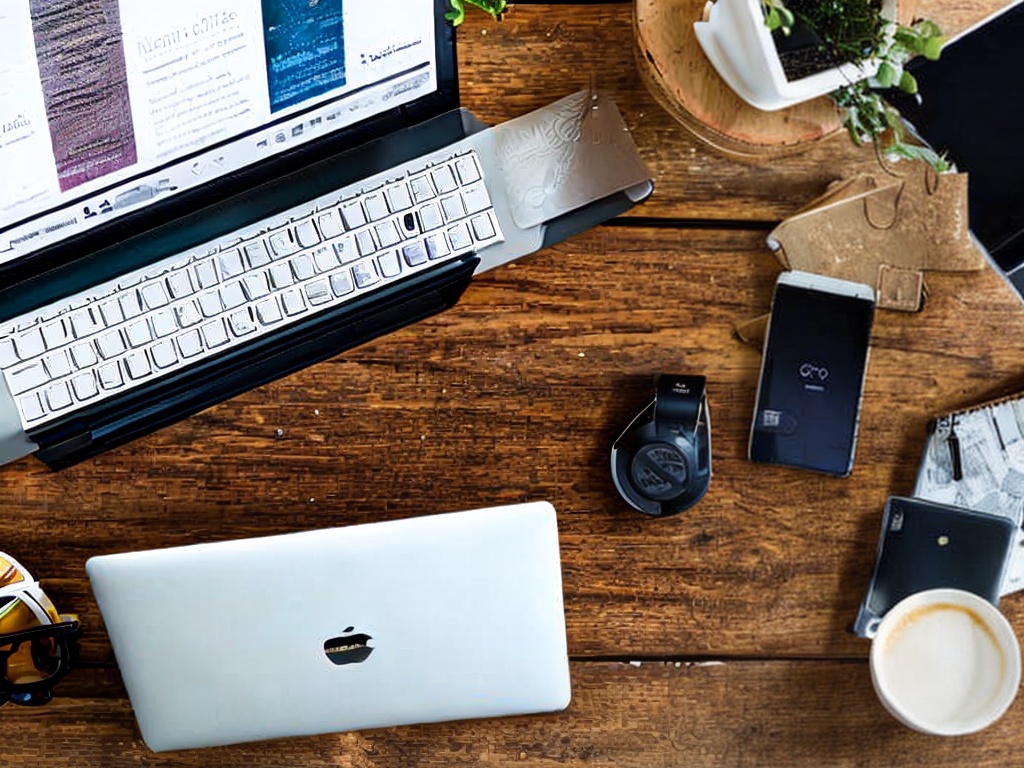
top-left (748, 270), bottom-right (875, 476)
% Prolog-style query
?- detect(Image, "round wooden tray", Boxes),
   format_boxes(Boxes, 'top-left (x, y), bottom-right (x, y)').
top-left (634, 0), bottom-right (844, 160)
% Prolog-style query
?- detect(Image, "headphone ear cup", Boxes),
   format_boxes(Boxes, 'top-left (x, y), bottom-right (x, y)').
top-left (629, 439), bottom-right (692, 502)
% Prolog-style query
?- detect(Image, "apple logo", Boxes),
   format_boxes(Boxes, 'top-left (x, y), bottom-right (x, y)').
top-left (323, 627), bottom-right (374, 665)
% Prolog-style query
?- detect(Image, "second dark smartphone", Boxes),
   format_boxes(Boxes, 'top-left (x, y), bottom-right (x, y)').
top-left (748, 271), bottom-right (875, 477)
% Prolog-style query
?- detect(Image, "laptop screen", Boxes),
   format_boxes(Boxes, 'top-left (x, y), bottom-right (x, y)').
top-left (0, 0), bottom-right (449, 273)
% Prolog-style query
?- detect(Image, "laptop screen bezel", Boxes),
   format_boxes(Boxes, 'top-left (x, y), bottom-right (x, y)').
top-left (0, 0), bottom-right (459, 292)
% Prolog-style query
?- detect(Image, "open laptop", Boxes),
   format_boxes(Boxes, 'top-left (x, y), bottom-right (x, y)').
top-left (86, 501), bottom-right (571, 752)
top-left (0, 0), bottom-right (653, 470)
top-left (887, 1), bottom-right (1024, 299)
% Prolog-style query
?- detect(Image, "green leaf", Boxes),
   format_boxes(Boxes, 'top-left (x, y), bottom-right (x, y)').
top-left (922, 36), bottom-right (944, 60)
top-left (874, 62), bottom-right (898, 88)
top-left (899, 70), bottom-right (918, 94)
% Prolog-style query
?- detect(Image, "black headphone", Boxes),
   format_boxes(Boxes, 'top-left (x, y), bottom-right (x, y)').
top-left (610, 375), bottom-right (712, 517)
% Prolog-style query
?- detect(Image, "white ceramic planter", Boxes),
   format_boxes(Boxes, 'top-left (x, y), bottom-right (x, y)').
top-left (694, 0), bottom-right (895, 111)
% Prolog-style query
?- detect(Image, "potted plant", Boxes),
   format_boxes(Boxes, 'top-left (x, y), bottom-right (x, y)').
top-left (694, 0), bottom-right (948, 169)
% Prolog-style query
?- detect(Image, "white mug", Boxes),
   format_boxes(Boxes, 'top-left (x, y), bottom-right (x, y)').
top-left (870, 588), bottom-right (1021, 735)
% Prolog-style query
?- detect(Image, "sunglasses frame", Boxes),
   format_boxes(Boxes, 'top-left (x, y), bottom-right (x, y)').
top-left (0, 620), bottom-right (80, 707)
top-left (0, 551), bottom-right (36, 595)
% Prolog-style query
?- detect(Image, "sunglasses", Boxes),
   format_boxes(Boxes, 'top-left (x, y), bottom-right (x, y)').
top-left (0, 552), bottom-right (80, 707)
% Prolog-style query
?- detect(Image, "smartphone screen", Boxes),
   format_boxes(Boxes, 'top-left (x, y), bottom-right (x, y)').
top-left (748, 272), bottom-right (875, 476)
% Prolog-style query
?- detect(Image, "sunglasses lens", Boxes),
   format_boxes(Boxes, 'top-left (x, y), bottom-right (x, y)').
top-left (0, 555), bottom-right (27, 591)
top-left (0, 597), bottom-right (65, 686)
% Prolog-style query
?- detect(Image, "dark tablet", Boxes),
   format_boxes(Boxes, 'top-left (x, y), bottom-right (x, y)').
top-left (853, 496), bottom-right (1016, 637)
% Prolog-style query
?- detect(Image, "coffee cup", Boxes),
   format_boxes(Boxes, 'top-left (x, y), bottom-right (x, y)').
top-left (869, 588), bottom-right (1021, 735)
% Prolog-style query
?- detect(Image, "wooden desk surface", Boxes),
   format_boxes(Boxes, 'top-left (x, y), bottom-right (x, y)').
top-left (2, 2), bottom-right (1022, 765)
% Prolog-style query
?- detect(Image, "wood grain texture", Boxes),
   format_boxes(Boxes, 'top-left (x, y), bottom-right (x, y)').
top-left (5, 227), bottom-right (1024, 668)
top-left (4, 4), bottom-right (1024, 765)
top-left (4, 663), bottom-right (1024, 767)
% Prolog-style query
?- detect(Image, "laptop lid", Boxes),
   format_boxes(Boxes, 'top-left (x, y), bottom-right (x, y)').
top-left (86, 502), bottom-right (572, 752)
top-left (888, 2), bottom-right (1024, 289)
top-left (0, 0), bottom-right (458, 299)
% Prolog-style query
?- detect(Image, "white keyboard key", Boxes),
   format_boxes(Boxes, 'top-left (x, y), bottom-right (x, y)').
top-left (119, 290), bottom-right (144, 319)
top-left (455, 154), bottom-right (481, 184)
top-left (71, 372), bottom-right (98, 400)
top-left (447, 222), bottom-right (473, 252)
top-left (42, 351), bottom-right (72, 379)
top-left (96, 330), bottom-right (127, 360)
top-left (351, 259), bottom-right (380, 289)
top-left (229, 310), bottom-right (257, 337)
top-left (471, 213), bottom-right (496, 241)
top-left (312, 246), bottom-right (337, 273)
top-left (281, 288), bottom-right (307, 316)
top-left (330, 271), bottom-right (354, 297)
top-left (269, 263), bottom-right (294, 290)
top-left (201, 319), bottom-right (230, 349)
top-left (175, 301), bottom-right (202, 328)
top-left (151, 309), bottom-right (177, 338)
top-left (333, 235), bottom-right (357, 263)
top-left (355, 230), bottom-right (376, 257)
top-left (166, 270), bottom-right (195, 299)
top-left (385, 183), bottom-right (413, 212)
top-left (70, 342), bottom-right (98, 369)
top-left (375, 220), bottom-right (401, 248)
top-left (318, 210), bottom-right (343, 238)
top-left (243, 240), bottom-right (272, 267)
top-left (0, 338), bottom-right (17, 367)
top-left (198, 291), bottom-right (223, 318)
top-left (419, 203), bottom-right (443, 231)
top-left (98, 362), bottom-right (123, 390)
top-left (462, 182), bottom-right (491, 214)
top-left (177, 329), bottom-right (203, 358)
top-left (402, 241), bottom-right (429, 267)
top-left (290, 254), bottom-right (315, 281)
top-left (42, 320), bottom-right (71, 350)
top-left (242, 273), bottom-right (271, 301)
top-left (69, 309), bottom-right (102, 339)
top-left (45, 381), bottom-right (73, 411)
top-left (218, 249), bottom-right (246, 278)
top-left (125, 351), bottom-right (152, 380)
top-left (305, 279), bottom-right (332, 305)
top-left (19, 393), bottom-right (45, 422)
top-left (268, 230), bottom-right (299, 258)
top-left (99, 299), bottom-right (125, 327)
top-left (15, 328), bottom-right (45, 360)
top-left (431, 165), bottom-right (458, 193)
top-left (409, 175), bottom-right (435, 203)
top-left (220, 282), bottom-right (246, 310)
top-left (7, 362), bottom-right (48, 395)
top-left (194, 259), bottom-right (220, 289)
top-left (364, 192), bottom-right (389, 221)
top-left (340, 201), bottom-right (367, 229)
top-left (141, 280), bottom-right (171, 311)
top-left (440, 195), bottom-right (466, 222)
top-left (428, 239), bottom-right (459, 270)
top-left (377, 251), bottom-right (401, 278)
top-left (151, 340), bottom-right (179, 369)
top-left (256, 298), bottom-right (283, 325)
top-left (141, 281), bottom-right (171, 310)
top-left (295, 219), bottom-right (320, 248)
top-left (125, 320), bottom-right (153, 348)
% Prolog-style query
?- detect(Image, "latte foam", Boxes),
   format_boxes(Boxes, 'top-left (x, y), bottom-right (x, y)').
top-left (875, 603), bottom-right (1006, 728)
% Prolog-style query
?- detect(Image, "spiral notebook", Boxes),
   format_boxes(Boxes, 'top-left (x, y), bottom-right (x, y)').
top-left (913, 390), bottom-right (1024, 595)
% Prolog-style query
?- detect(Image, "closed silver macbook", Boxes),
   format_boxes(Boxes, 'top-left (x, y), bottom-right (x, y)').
top-left (86, 501), bottom-right (570, 751)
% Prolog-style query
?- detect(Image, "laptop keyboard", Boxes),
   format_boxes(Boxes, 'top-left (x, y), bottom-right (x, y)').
top-left (0, 149), bottom-right (502, 429)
